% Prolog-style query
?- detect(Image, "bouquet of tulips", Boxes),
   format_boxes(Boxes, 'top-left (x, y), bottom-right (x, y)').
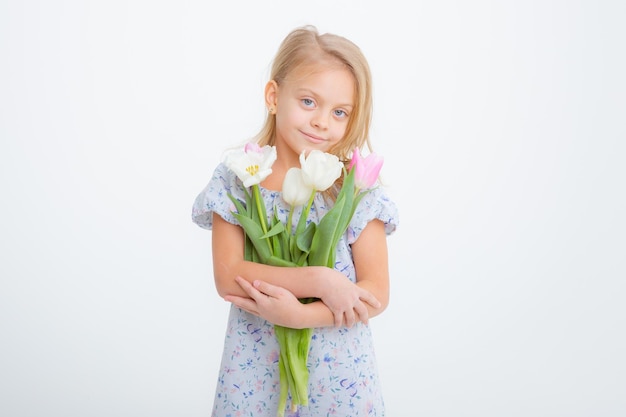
top-left (224, 142), bottom-right (383, 416)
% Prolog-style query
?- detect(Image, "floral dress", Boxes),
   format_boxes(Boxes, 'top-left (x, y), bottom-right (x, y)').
top-left (192, 162), bottom-right (399, 417)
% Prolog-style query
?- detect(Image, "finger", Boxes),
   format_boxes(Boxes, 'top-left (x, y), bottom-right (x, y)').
top-left (224, 295), bottom-right (259, 316)
top-left (234, 276), bottom-right (265, 300)
top-left (332, 309), bottom-right (343, 328)
top-left (354, 301), bottom-right (370, 325)
top-left (344, 310), bottom-right (356, 328)
top-left (359, 289), bottom-right (381, 309)
top-left (251, 279), bottom-right (282, 298)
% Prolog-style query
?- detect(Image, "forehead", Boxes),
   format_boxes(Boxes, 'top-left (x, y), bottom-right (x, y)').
top-left (286, 56), bottom-right (349, 81)
top-left (283, 62), bottom-right (356, 104)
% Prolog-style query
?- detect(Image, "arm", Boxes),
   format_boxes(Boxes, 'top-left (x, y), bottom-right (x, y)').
top-left (212, 212), bottom-right (328, 299)
top-left (351, 219), bottom-right (390, 319)
top-left (224, 219), bottom-right (391, 328)
top-left (212, 213), bottom-right (380, 325)
top-left (224, 276), bottom-right (336, 329)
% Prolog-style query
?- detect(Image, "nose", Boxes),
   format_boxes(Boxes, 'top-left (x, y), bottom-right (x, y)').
top-left (311, 111), bottom-right (328, 130)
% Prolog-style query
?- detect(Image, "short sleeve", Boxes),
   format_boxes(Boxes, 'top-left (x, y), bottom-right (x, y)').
top-left (346, 187), bottom-right (399, 244)
top-left (191, 163), bottom-right (244, 230)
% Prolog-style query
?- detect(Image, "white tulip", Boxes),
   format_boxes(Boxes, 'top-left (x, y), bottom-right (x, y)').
top-left (299, 150), bottom-right (343, 192)
top-left (224, 143), bottom-right (277, 187)
top-left (282, 167), bottom-right (313, 207)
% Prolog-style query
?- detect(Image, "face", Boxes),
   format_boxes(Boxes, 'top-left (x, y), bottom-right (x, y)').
top-left (266, 64), bottom-right (355, 164)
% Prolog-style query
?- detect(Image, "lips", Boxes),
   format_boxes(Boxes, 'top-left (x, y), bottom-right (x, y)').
top-left (301, 131), bottom-right (326, 144)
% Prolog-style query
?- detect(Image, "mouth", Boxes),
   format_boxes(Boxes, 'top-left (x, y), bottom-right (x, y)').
top-left (301, 131), bottom-right (326, 144)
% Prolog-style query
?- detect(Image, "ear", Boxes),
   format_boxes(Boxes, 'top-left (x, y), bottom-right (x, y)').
top-left (264, 80), bottom-right (278, 111)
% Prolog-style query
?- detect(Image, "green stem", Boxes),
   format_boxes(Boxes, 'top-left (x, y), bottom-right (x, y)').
top-left (253, 185), bottom-right (273, 253)
top-left (286, 206), bottom-right (294, 235)
top-left (304, 191), bottom-right (316, 219)
top-left (253, 185), bottom-right (268, 234)
top-left (295, 190), bottom-right (316, 234)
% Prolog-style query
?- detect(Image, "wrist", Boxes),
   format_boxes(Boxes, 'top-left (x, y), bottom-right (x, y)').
top-left (308, 266), bottom-right (331, 298)
top-left (297, 299), bottom-right (336, 329)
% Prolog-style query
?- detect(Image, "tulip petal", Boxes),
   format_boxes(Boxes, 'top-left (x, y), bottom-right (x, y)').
top-left (225, 143), bottom-right (277, 187)
top-left (300, 150), bottom-right (343, 191)
top-left (282, 167), bottom-right (312, 207)
top-left (349, 148), bottom-right (383, 189)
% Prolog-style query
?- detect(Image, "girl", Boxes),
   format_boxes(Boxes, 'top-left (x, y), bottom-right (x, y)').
top-left (192, 25), bottom-right (399, 417)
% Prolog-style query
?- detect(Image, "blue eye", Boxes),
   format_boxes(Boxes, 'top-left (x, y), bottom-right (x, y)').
top-left (334, 109), bottom-right (348, 118)
top-left (302, 98), bottom-right (314, 107)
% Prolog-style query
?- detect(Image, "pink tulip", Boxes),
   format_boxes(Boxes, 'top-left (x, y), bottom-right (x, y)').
top-left (349, 148), bottom-right (384, 189)
top-left (244, 142), bottom-right (262, 153)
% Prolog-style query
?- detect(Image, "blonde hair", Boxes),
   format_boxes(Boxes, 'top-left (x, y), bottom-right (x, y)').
top-left (255, 25), bottom-right (374, 161)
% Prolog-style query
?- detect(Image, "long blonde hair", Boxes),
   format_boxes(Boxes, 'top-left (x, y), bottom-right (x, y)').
top-left (255, 25), bottom-right (374, 162)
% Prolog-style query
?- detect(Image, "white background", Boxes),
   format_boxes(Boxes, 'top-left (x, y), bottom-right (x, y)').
top-left (1, 1), bottom-right (625, 416)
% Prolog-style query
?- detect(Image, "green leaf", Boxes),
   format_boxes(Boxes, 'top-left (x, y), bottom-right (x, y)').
top-left (281, 228), bottom-right (291, 261)
top-left (251, 245), bottom-right (261, 263)
top-left (232, 212), bottom-right (273, 263)
top-left (251, 185), bottom-right (269, 232)
top-left (272, 233), bottom-right (282, 261)
top-left (267, 255), bottom-right (298, 267)
top-left (294, 191), bottom-right (315, 237)
top-left (288, 234), bottom-right (300, 263)
top-left (277, 354), bottom-right (288, 417)
top-left (227, 193), bottom-right (247, 217)
top-left (275, 327), bottom-right (290, 417)
top-left (296, 252), bottom-right (308, 266)
top-left (260, 221), bottom-right (285, 239)
top-left (296, 221), bottom-right (316, 253)
top-left (275, 325), bottom-right (311, 410)
top-left (308, 194), bottom-right (347, 267)
top-left (305, 167), bottom-right (361, 268)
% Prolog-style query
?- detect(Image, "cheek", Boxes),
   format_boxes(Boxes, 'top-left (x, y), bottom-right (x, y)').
top-left (277, 107), bottom-right (303, 129)
top-left (330, 123), bottom-right (349, 143)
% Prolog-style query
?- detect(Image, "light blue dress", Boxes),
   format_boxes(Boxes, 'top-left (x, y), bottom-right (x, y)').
top-left (192, 162), bottom-right (399, 417)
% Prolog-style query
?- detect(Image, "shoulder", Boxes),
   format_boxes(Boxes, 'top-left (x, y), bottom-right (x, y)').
top-left (191, 162), bottom-right (245, 229)
top-left (212, 162), bottom-right (240, 187)
top-left (347, 186), bottom-right (399, 243)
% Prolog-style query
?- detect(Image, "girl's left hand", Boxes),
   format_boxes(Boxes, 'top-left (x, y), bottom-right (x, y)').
top-left (224, 276), bottom-right (305, 328)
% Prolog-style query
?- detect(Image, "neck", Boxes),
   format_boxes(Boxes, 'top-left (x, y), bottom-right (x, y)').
top-left (261, 157), bottom-right (297, 191)
top-left (262, 144), bottom-right (302, 190)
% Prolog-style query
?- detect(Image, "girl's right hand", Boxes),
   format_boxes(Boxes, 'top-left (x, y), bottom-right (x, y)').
top-left (318, 268), bottom-right (381, 327)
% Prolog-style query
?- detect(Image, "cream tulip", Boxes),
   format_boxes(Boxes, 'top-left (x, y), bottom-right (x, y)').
top-left (282, 168), bottom-right (313, 207)
top-left (224, 143), bottom-right (277, 188)
top-left (299, 150), bottom-right (343, 192)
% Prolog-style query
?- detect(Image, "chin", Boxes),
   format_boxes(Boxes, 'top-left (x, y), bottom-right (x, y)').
top-left (304, 143), bottom-right (331, 153)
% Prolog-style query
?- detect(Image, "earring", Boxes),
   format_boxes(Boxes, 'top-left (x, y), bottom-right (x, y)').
top-left (268, 106), bottom-right (275, 114)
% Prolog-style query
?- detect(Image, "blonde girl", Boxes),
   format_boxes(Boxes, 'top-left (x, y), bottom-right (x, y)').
top-left (193, 25), bottom-right (399, 416)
